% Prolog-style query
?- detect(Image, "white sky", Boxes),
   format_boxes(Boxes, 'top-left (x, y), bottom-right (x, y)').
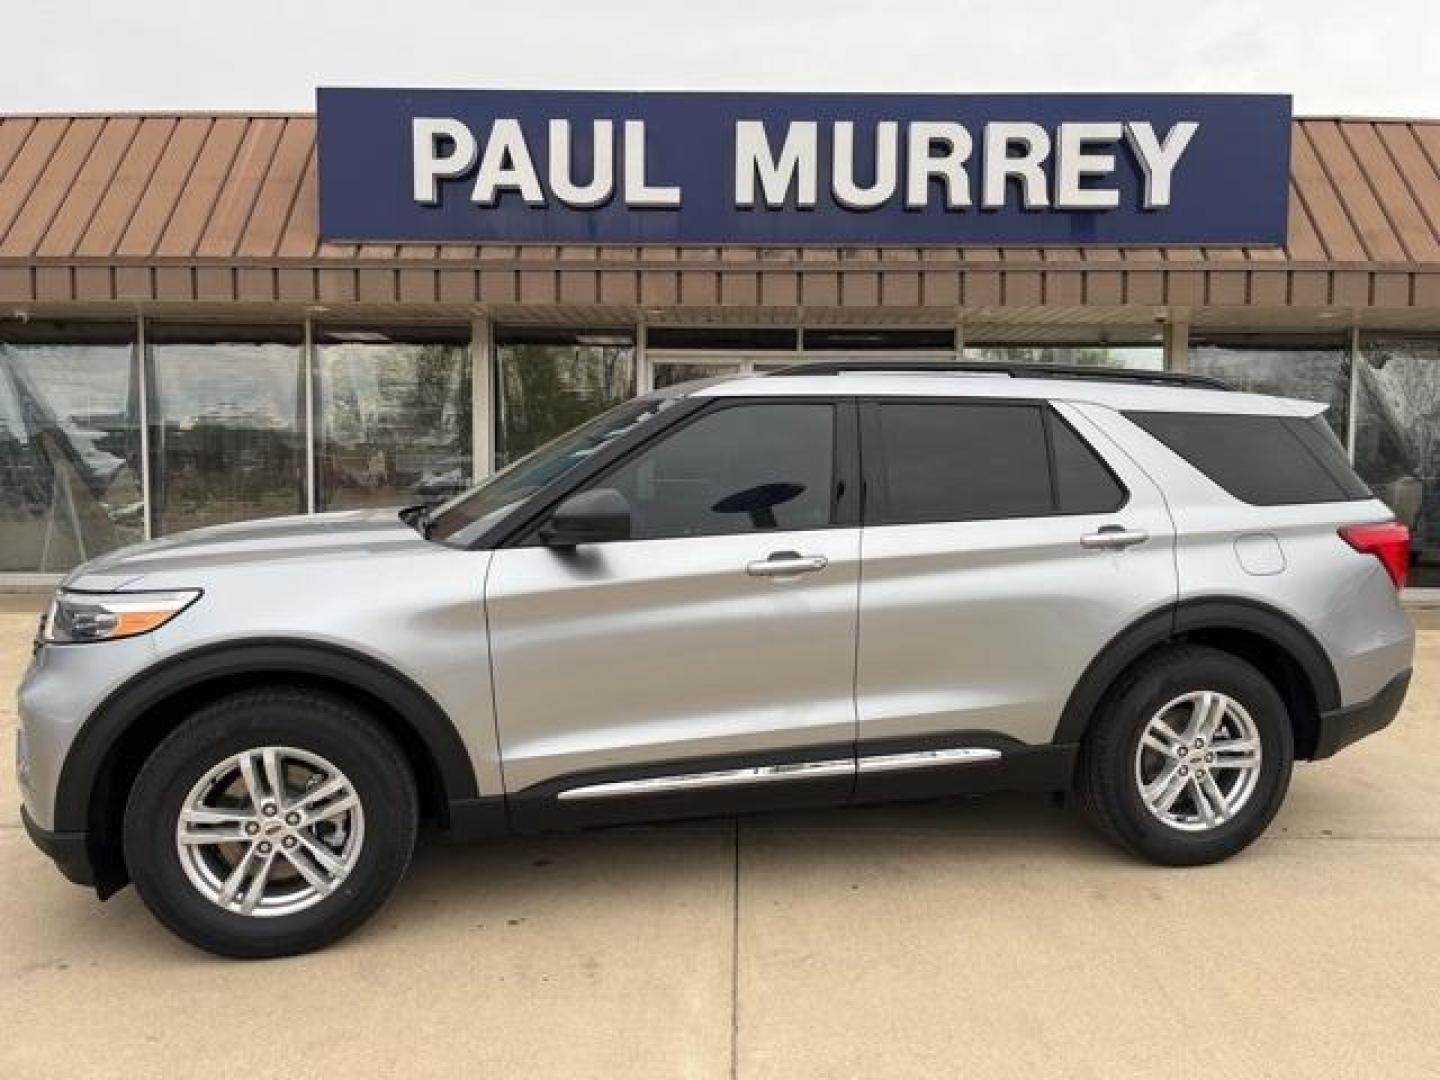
top-left (4, 0), bottom-right (1436, 117)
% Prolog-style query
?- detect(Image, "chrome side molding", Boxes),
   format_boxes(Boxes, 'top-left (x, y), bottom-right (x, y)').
top-left (555, 746), bottom-right (1004, 801)
top-left (556, 759), bottom-right (853, 801)
top-left (856, 747), bottom-right (1002, 772)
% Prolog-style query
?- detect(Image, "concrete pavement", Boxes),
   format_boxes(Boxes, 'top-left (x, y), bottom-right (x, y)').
top-left (1, 596), bottom-right (1437, 1078)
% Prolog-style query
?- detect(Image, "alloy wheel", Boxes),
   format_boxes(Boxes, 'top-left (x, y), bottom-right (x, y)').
top-left (174, 746), bottom-right (365, 917)
top-left (1133, 691), bottom-right (1264, 832)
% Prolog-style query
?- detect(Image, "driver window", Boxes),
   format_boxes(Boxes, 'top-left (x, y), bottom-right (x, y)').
top-left (604, 403), bottom-right (835, 540)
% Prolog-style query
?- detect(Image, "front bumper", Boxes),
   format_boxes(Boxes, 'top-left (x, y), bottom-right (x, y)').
top-left (20, 805), bottom-right (94, 887)
top-left (1313, 668), bottom-right (1412, 760)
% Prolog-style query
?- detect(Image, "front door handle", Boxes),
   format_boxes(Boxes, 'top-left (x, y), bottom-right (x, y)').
top-left (746, 551), bottom-right (829, 577)
top-left (1081, 525), bottom-right (1150, 551)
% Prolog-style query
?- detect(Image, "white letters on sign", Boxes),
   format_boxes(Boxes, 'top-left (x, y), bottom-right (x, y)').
top-left (412, 117), bottom-right (1201, 213)
top-left (1125, 121), bottom-right (1199, 209)
top-left (412, 118), bottom-right (477, 204)
top-left (735, 120), bottom-right (818, 208)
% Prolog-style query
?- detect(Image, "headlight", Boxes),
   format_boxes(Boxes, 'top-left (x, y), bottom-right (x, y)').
top-left (43, 589), bottom-right (201, 644)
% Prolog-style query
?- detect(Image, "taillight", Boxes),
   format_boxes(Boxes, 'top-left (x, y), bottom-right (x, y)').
top-left (1339, 522), bottom-right (1411, 589)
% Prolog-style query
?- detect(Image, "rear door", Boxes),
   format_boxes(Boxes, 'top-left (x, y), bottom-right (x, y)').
top-left (853, 397), bottom-right (1177, 800)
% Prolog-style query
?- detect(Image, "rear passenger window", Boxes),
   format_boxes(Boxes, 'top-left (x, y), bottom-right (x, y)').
top-left (1126, 411), bottom-right (1371, 506)
top-left (1050, 413), bottom-right (1127, 513)
top-left (871, 402), bottom-right (1053, 523)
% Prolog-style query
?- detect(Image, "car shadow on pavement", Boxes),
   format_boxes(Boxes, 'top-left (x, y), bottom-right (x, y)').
top-left (363, 791), bottom-right (1129, 940)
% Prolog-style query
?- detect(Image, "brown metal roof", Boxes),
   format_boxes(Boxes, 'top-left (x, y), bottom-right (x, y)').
top-left (0, 113), bottom-right (1437, 316)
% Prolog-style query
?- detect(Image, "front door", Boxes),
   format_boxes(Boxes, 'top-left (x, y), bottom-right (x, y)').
top-left (853, 397), bottom-right (1178, 801)
top-left (486, 398), bottom-right (861, 828)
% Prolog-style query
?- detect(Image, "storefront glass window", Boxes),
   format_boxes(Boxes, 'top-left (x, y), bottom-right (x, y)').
top-left (652, 362), bottom-right (737, 389)
top-left (1188, 335), bottom-right (1350, 439)
top-left (494, 329), bottom-right (635, 468)
top-left (965, 343), bottom-right (1164, 370)
top-left (1355, 337), bottom-right (1440, 588)
top-left (146, 325), bottom-right (305, 536)
top-left (316, 326), bottom-right (472, 510)
top-left (0, 322), bottom-right (143, 571)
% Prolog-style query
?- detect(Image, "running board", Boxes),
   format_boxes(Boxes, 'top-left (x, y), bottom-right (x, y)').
top-left (556, 747), bottom-right (1002, 801)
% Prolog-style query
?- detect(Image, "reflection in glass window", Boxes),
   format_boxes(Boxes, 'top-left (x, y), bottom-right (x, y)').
top-left (0, 323), bottom-right (143, 571)
top-left (604, 403), bottom-right (834, 539)
top-left (316, 327), bottom-right (472, 510)
top-left (652, 362), bottom-right (737, 389)
top-left (1355, 338), bottom-right (1440, 587)
top-left (494, 329), bottom-right (635, 468)
top-left (147, 326), bottom-right (305, 536)
top-left (1189, 335), bottom-right (1350, 438)
top-left (966, 343), bottom-right (1164, 370)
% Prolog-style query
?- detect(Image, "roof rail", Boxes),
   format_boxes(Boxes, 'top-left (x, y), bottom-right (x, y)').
top-left (763, 360), bottom-right (1232, 390)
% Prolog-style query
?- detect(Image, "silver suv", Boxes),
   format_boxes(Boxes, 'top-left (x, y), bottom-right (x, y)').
top-left (18, 363), bottom-right (1415, 957)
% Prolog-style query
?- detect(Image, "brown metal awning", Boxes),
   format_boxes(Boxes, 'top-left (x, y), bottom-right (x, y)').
top-left (0, 112), bottom-right (1437, 329)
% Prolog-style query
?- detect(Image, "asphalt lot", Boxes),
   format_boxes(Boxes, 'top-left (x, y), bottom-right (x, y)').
top-left (2, 594), bottom-right (1437, 1079)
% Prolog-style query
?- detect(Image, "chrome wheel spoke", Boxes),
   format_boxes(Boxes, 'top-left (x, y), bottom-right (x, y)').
top-left (1144, 765), bottom-right (1190, 814)
top-left (1142, 724), bottom-right (1185, 758)
top-left (1209, 738), bottom-right (1262, 771)
top-left (295, 832), bottom-right (346, 878)
top-left (178, 825), bottom-right (251, 846)
top-left (217, 844), bottom-right (261, 908)
top-left (261, 747), bottom-right (287, 808)
top-left (1198, 771), bottom-right (1231, 823)
top-left (239, 848), bottom-right (278, 915)
top-left (176, 745), bottom-right (365, 918)
top-left (1190, 692), bottom-right (1226, 741)
top-left (177, 806), bottom-right (257, 845)
top-left (237, 751), bottom-right (267, 811)
top-left (1191, 776), bottom-right (1218, 826)
top-left (291, 776), bottom-right (357, 824)
top-left (309, 792), bottom-right (359, 824)
top-left (282, 842), bottom-right (338, 895)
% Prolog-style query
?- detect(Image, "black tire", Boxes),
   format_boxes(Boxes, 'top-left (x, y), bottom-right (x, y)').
top-left (1077, 645), bottom-right (1294, 866)
top-left (123, 686), bottom-right (418, 958)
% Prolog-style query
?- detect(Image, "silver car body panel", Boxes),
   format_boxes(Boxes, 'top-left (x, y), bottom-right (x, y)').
top-left (1073, 401), bottom-right (1416, 707)
top-left (18, 510), bottom-right (502, 831)
top-left (854, 400), bottom-right (1179, 747)
top-left (484, 528), bottom-right (861, 792)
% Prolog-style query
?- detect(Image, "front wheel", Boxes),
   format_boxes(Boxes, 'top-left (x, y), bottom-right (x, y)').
top-left (124, 687), bottom-right (418, 958)
top-left (1078, 646), bottom-right (1295, 866)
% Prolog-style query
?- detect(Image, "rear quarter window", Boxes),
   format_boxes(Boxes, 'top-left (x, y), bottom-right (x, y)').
top-left (1125, 410), bottom-right (1372, 506)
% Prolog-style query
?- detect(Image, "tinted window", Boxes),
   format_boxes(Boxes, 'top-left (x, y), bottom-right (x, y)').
top-left (1126, 411), bottom-right (1371, 505)
top-left (605, 403), bottom-right (835, 540)
top-left (1050, 413), bottom-right (1127, 513)
top-left (873, 402), bottom-right (1051, 523)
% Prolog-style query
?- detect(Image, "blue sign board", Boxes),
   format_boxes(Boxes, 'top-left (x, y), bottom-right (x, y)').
top-left (316, 89), bottom-right (1292, 246)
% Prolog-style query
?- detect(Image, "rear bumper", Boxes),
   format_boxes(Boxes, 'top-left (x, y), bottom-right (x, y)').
top-left (20, 805), bottom-right (94, 888)
top-left (1313, 669), bottom-right (1412, 760)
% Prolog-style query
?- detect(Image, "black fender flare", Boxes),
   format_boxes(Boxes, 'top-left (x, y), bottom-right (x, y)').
top-left (53, 638), bottom-right (480, 835)
top-left (1053, 597), bottom-right (1341, 745)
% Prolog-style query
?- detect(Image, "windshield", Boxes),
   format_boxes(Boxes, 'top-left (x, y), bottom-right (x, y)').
top-left (427, 394), bottom-right (679, 545)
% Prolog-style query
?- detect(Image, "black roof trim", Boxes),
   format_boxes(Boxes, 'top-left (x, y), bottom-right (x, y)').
top-left (764, 361), bottom-right (1232, 390)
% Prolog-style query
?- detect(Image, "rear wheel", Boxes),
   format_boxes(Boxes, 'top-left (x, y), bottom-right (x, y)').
top-left (1078, 646), bottom-right (1294, 865)
top-left (124, 687), bottom-right (418, 958)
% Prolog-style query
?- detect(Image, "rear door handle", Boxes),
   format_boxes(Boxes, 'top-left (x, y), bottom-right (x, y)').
top-left (1081, 526), bottom-right (1150, 550)
top-left (746, 551), bottom-right (829, 577)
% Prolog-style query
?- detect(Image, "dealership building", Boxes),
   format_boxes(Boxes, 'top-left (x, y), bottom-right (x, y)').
top-left (1, 92), bottom-right (1439, 589)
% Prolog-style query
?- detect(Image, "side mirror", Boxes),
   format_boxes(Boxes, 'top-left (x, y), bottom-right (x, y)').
top-left (540, 488), bottom-right (632, 547)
